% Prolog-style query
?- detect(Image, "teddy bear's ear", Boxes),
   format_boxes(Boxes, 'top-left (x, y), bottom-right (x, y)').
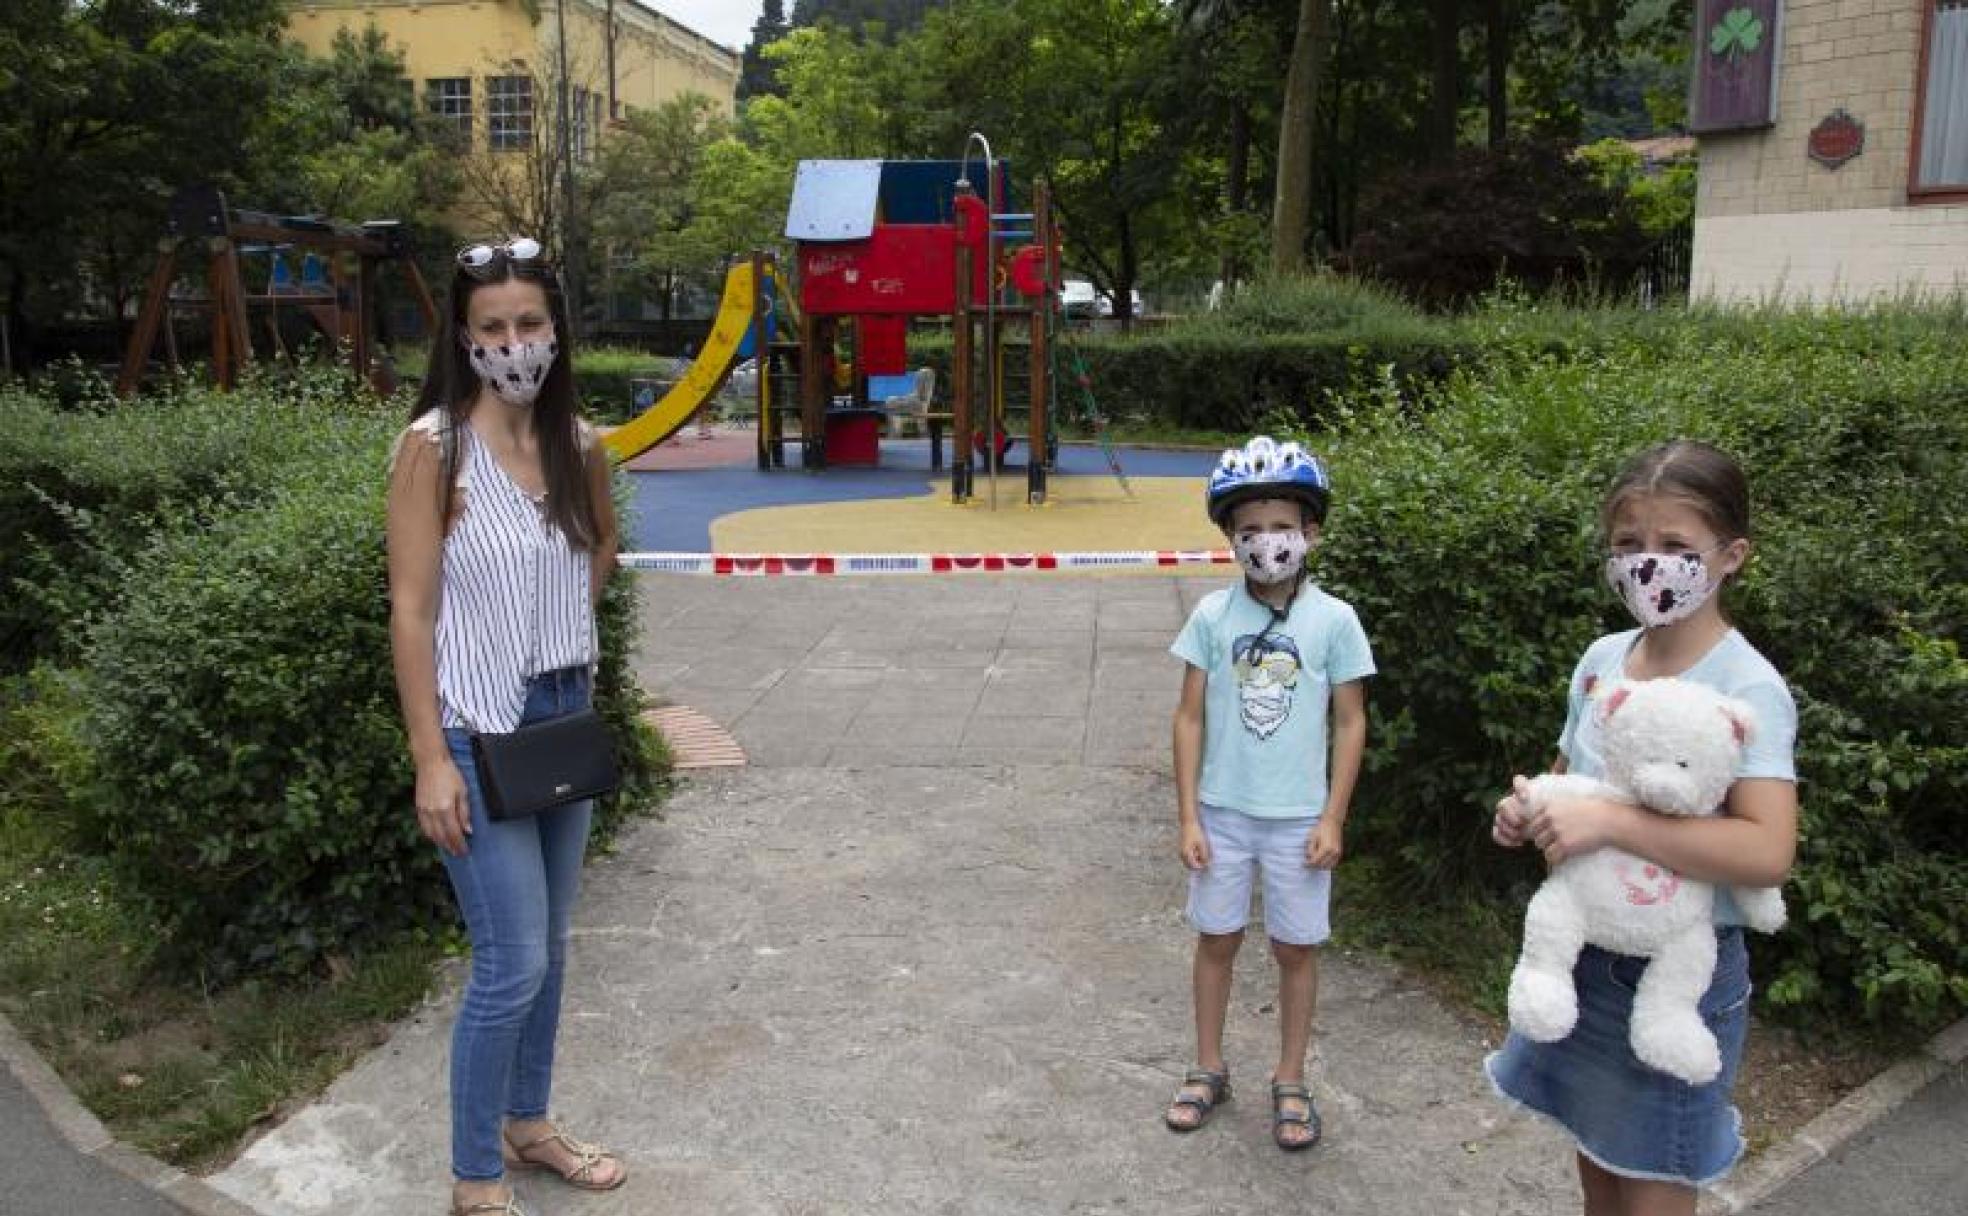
top-left (1718, 698), bottom-right (1757, 748)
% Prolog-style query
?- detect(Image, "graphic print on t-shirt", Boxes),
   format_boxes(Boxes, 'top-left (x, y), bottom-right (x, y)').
top-left (1232, 630), bottom-right (1301, 739)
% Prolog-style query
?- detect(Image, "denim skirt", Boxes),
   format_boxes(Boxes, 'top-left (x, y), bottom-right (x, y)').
top-left (1484, 928), bottom-right (1751, 1188)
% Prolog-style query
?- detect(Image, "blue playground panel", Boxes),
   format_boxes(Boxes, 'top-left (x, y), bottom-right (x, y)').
top-left (624, 442), bottom-right (1216, 552)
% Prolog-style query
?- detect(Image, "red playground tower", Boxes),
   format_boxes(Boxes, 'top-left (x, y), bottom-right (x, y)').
top-left (781, 152), bottom-right (1061, 504)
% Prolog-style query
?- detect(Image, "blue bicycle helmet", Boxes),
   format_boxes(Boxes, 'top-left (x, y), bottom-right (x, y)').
top-left (1206, 436), bottom-right (1331, 527)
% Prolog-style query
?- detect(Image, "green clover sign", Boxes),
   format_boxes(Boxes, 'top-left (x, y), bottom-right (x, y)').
top-left (1710, 6), bottom-right (1764, 61)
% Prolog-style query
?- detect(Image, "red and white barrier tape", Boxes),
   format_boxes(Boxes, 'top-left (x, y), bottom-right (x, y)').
top-left (617, 550), bottom-right (1233, 576)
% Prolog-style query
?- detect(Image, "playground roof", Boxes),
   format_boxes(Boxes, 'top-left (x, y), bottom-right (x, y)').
top-left (785, 159), bottom-right (1015, 242)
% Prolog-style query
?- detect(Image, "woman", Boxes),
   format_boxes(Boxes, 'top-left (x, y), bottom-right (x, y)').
top-left (386, 238), bottom-right (626, 1216)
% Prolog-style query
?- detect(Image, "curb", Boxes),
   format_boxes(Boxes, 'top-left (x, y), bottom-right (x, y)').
top-left (0, 1012), bottom-right (266, 1216)
top-left (1700, 1014), bottom-right (1968, 1215)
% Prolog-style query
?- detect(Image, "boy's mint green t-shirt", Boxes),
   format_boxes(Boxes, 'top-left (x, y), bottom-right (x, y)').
top-left (1171, 581), bottom-right (1376, 819)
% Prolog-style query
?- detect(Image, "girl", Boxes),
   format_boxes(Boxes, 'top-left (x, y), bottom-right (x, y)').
top-left (1488, 440), bottom-right (1798, 1216)
top-left (386, 238), bottom-right (625, 1216)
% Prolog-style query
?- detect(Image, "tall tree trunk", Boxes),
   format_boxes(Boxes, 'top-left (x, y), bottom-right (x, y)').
top-left (1226, 103), bottom-right (1251, 214)
top-left (1270, 0), bottom-right (1333, 275)
top-left (1486, 0), bottom-right (1508, 148)
top-left (1426, 0), bottom-right (1460, 164)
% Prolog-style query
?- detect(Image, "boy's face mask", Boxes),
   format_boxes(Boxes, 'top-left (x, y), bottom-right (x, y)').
top-left (1603, 549), bottom-right (1718, 628)
top-left (466, 334), bottom-right (558, 407)
top-left (1233, 531), bottom-right (1308, 586)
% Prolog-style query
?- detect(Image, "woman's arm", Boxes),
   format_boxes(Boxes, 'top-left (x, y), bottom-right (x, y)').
top-left (385, 436), bottom-right (471, 856)
top-left (1524, 778), bottom-right (1797, 888)
top-left (586, 440), bottom-right (620, 602)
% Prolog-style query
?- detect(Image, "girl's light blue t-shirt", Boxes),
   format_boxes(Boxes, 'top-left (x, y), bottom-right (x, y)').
top-left (1557, 627), bottom-right (1798, 926)
top-left (1171, 582), bottom-right (1376, 819)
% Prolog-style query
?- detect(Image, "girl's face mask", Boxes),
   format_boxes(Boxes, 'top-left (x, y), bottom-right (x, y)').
top-left (1234, 530), bottom-right (1309, 586)
top-left (1603, 548), bottom-right (1720, 628)
top-left (466, 334), bottom-right (557, 407)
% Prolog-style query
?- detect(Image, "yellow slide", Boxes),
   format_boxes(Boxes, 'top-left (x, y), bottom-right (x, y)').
top-left (602, 260), bottom-right (769, 464)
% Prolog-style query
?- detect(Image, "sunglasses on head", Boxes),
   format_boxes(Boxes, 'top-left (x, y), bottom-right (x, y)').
top-left (456, 237), bottom-right (545, 275)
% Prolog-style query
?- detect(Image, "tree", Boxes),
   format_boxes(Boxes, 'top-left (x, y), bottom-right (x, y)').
top-left (587, 94), bottom-right (732, 317)
top-left (0, 0), bottom-right (291, 360)
top-left (739, 0), bottom-right (792, 100)
top-left (1271, 0), bottom-right (1333, 272)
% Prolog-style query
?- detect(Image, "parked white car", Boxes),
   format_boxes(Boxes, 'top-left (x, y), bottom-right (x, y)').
top-left (1059, 278), bottom-right (1099, 318)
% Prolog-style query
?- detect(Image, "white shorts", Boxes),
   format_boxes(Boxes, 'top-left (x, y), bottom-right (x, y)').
top-left (1186, 804), bottom-right (1331, 946)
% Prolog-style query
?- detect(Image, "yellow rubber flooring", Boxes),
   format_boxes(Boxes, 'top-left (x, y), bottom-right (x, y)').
top-left (711, 475), bottom-right (1225, 555)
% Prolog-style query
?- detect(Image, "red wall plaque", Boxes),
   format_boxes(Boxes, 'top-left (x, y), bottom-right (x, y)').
top-left (1807, 108), bottom-right (1865, 169)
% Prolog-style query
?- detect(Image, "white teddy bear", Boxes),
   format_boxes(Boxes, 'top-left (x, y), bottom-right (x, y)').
top-left (1507, 677), bottom-right (1786, 1085)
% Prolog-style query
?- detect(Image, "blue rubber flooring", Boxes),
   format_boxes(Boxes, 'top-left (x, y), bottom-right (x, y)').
top-left (624, 440), bottom-right (1217, 551)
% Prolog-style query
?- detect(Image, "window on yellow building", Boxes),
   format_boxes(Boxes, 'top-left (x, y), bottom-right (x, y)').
top-left (1914, 1), bottom-right (1968, 194)
top-left (426, 78), bottom-right (472, 148)
top-left (489, 76), bottom-right (533, 152)
top-left (573, 87), bottom-right (593, 162)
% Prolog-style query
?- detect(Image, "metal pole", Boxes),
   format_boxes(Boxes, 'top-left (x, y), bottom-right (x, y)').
top-left (960, 131), bottom-right (999, 510)
top-left (555, 0), bottom-right (582, 339)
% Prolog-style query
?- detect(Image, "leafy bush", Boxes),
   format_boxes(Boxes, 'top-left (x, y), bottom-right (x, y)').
top-left (0, 363), bottom-right (378, 670)
top-left (1312, 310), bottom-right (1968, 1034)
top-left (909, 278), bottom-right (1470, 434)
top-left (573, 345), bottom-right (686, 425)
top-left (68, 403), bottom-right (665, 977)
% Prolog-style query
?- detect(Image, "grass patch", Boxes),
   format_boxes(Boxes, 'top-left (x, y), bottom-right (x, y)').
top-left (0, 801), bottom-right (445, 1170)
top-left (1333, 856), bottom-right (1523, 1024)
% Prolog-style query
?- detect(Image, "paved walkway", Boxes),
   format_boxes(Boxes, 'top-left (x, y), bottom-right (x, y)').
top-left (209, 574), bottom-right (1580, 1214)
top-left (12, 572), bottom-right (1956, 1215)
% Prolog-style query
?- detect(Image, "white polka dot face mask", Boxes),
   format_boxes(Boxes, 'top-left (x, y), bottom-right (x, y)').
top-left (1233, 531), bottom-right (1309, 586)
top-left (1603, 550), bottom-right (1717, 629)
top-left (466, 334), bottom-right (558, 407)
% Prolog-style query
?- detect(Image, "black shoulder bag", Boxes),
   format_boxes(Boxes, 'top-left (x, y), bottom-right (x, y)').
top-left (471, 708), bottom-right (620, 821)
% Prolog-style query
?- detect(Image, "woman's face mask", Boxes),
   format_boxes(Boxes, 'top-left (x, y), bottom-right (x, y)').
top-left (1233, 530), bottom-right (1309, 586)
top-left (466, 334), bottom-right (558, 407)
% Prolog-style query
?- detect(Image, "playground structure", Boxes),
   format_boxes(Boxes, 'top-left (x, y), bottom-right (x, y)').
top-left (603, 147), bottom-right (1068, 506)
top-left (784, 148), bottom-right (1062, 505)
top-left (115, 184), bottom-right (437, 397)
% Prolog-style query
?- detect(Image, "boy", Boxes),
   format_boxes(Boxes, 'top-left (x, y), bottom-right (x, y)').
top-left (1162, 436), bottom-right (1374, 1152)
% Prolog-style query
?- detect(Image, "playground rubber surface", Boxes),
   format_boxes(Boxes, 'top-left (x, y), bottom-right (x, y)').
top-left (623, 429), bottom-right (1220, 553)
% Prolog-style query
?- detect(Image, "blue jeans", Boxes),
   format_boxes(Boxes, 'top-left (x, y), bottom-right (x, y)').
top-left (440, 667), bottom-right (596, 1182)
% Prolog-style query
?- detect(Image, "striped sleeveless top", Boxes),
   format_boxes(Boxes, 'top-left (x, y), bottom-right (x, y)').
top-left (399, 409), bottom-right (599, 733)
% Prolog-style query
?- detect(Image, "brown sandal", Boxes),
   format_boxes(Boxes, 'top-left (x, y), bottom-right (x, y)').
top-left (503, 1126), bottom-right (627, 1192)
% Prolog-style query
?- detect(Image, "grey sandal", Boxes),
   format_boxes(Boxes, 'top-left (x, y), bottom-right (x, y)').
top-left (1164, 1067), bottom-right (1231, 1131)
top-left (1270, 1079), bottom-right (1322, 1151)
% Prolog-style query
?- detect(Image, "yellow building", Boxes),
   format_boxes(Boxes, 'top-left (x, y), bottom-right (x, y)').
top-left (1690, 0), bottom-right (1968, 301)
top-left (284, 0), bottom-right (738, 228)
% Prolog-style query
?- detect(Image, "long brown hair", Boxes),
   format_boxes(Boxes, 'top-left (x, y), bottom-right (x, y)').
top-left (411, 251), bottom-right (601, 549)
top-left (1601, 440), bottom-right (1753, 585)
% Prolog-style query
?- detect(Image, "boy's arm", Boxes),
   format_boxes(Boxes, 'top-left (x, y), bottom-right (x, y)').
top-left (1308, 679), bottom-right (1367, 868)
top-left (1173, 664), bottom-right (1210, 869)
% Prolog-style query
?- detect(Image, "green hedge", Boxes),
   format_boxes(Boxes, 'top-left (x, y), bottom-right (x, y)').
top-left (0, 375), bottom-right (666, 978)
top-left (1313, 310), bottom-right (1968, 1033)
top-left (573, 345), bottom-right (686, 425)
top-left (0, 365), bottom-right (377, 671)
